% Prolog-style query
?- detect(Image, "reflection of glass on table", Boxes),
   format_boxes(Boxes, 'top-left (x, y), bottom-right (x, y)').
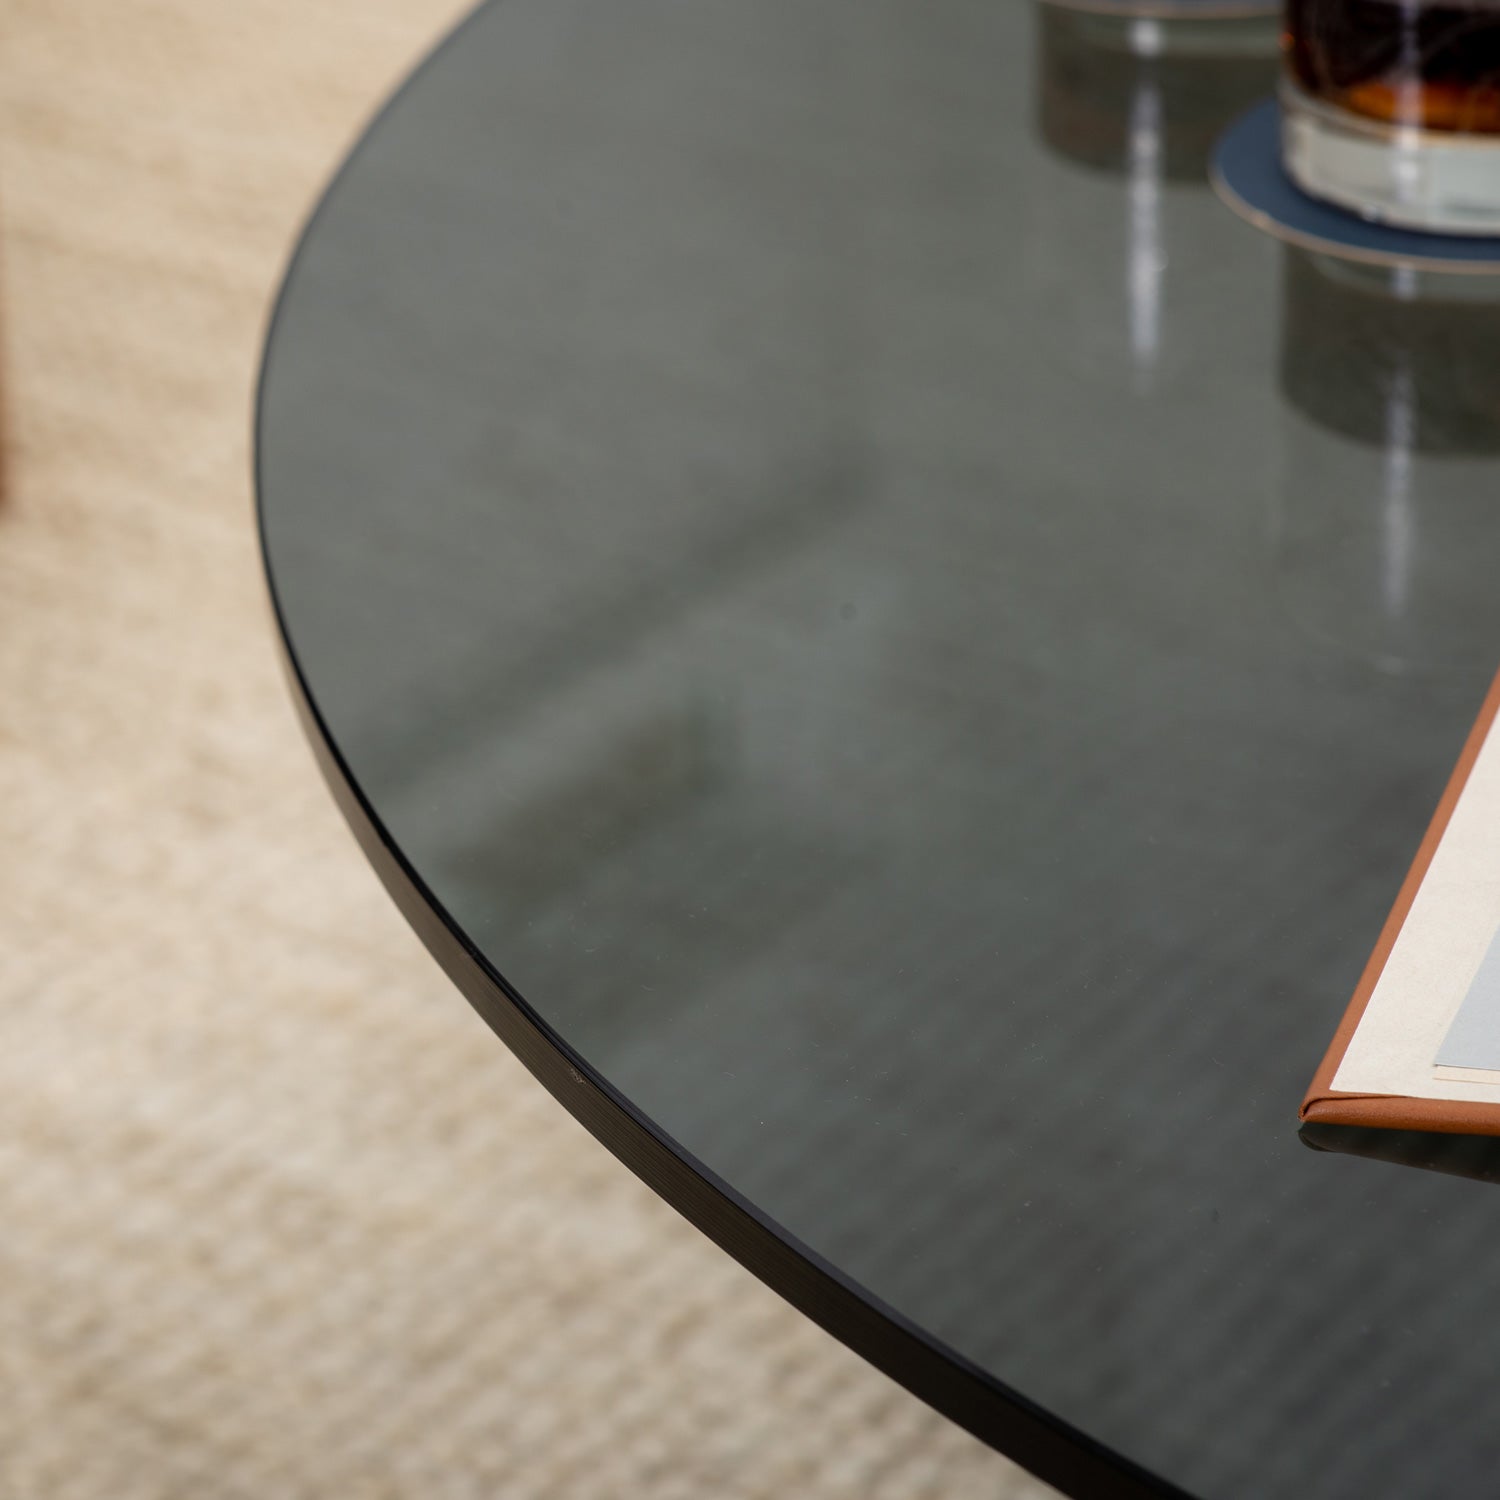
top-left (1038, 2), bottom-right (1279, 179)
top-left (1274, 247), bottom-right (1500, 673)
top-left (1282, 0), bottom-right (1500, 234)
top-left (1035, 2), bottom-right (1278, 380)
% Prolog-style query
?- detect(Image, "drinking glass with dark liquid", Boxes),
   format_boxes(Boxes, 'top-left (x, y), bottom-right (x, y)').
top-left (1282, 0), bottom-right (1500, 233)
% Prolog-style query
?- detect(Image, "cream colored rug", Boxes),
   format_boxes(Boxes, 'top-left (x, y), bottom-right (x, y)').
top-left (0, 3), bottom-right (1053, 1496)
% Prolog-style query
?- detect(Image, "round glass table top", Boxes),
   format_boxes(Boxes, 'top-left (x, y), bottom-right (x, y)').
top-left (256, 4), bottom-right (1500, 1497)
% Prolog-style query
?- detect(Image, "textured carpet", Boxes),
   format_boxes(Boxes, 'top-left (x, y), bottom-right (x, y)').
top-left (0, 3), bottom-right (1052, 1496)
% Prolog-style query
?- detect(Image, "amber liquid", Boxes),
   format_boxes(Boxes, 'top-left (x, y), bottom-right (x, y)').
top-left (1286, 0), bottom-right (1500, 132)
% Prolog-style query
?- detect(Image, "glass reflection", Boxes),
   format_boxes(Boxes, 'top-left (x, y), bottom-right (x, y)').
top-left (1037, 4), bottom-right (1278, 179)
top-left (1273, 250), bottom-right (1500, 675)
top-left (1035, 2), bottom-right (1278, 382)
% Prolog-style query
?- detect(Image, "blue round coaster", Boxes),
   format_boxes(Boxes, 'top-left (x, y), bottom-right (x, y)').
top-left (1212, 98), bottom-right (1500, 272)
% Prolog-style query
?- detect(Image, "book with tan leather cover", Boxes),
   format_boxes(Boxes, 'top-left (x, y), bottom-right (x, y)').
top-left (1302, 668), bottom-right (1500, 1135)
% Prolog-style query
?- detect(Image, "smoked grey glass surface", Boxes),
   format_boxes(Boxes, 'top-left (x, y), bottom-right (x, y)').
top-left (257, 4), bottom-right (1500, 1496)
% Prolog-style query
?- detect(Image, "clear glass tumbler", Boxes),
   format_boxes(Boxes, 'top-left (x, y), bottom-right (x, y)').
top-left (1282, 0), bottom-right (1500, 234)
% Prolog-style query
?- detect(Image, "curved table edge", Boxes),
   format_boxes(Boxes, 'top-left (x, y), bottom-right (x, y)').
top-left (250, 5), bottom-right (1193, 1497)
top-left (264, 633), bottom-right (1188, 1500)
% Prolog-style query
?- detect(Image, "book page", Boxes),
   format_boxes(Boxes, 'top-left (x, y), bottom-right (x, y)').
top-left (1332, 704), bottom-right (1500, 1103)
